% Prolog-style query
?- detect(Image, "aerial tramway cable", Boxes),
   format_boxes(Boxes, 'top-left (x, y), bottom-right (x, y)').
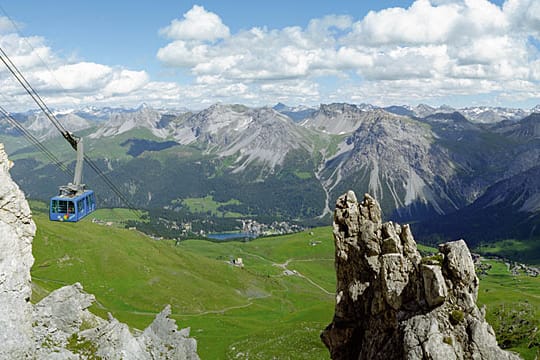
top-left (0, 48), bottom-right (70, 138)
top-left (0, 104), bottom-right (73, 176)
top-left (0, 45), bottom-right (141, 215)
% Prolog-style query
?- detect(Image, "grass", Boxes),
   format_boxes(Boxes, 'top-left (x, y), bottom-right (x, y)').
top-left (30, 206), bottom-right (334, 359)
top-left (294, 171), bottom-right (313, 180)
top-left (181, 195), bottom-right (244, 217)
top-left (477, 260), bottom-right (540, 359)
top-left (90, 207), bottom-right (148, 224)
top-left (28, 202), bottom-right (539, 359)
top-left (417, 243), bottom-right (438, 255)
top-left (84, 127), bottom-right (163, 160)
top-left (0, 135), bottom-right (30, 154)
top-left (476, 239), bottom-right (540, 265)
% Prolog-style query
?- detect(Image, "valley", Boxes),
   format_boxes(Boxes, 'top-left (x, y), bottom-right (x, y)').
top-left (3, 102), bottom-right (540, 253)
top-left (29, 203), bottom-right (540, 359)
top-left (1, 1), bottom-right (539, 358)
top-left (4, 102), bottom-right (540, 357)
top-left (30, 205), bottom-right (335, 359)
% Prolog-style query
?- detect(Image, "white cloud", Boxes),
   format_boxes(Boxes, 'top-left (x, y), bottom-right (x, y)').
top-left (157, 9), bottom-right (358, 82)
top-left (0, 16), bottom-right (20, 34)
top-left (360, 45), bottom-right (449, 80)
top-left (0, 31), bottom-right (157, 110)
top-left (348, 0), bottom-right (462, 45)
top-left (154, 0), bottom-right (540, 107)
top-left (159, 5), bottom-right (230, 41)
top-left (103, 69), bottom-right (149, 96)
top-left (157, 40), bottom-right (208, 67)
top-left (3, 1), bottom-right (540, 111)
top-left (33, 62), bottom-right (112, 91)
top-left (504, 0), bottom-right (540, 35)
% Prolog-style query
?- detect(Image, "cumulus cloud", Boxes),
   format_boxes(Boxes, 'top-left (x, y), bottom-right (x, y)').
top-left (159, 5), bottom-right (230, 41)
top-left (348, 0), bottom-right (461, 45)
top-left (103, 69), bottom-right (149, 96)
top-left (504, 0), bottom-right (540, 35)
top-left (33, 62), bottom-right (112, 91)
top-left (157, 8), bottom-right (359, 82)
top-left (2, 1), bottom-right (540, 111)
top-left (0, 27), bottom-right (156, 110)
top-left (155, 1), bottom-right (540, 107)
top-left (0, 16), bottom-right (20, 34)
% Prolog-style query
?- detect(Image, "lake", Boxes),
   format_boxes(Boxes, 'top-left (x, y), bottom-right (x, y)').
top-left (206, 232), bottom-right (258, 241)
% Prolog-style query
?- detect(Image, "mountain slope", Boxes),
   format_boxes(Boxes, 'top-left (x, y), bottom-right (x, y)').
top-left (417, 165), bottom-right (540, 245)
top-left (319, 110), bottom-right (463, 220)
top-left (89, 104), bottom-right (172, 139)
top-left (491, 113), bottom-right (540, 139)
top-left (4, 102), bottom-right (540, 237)
top-left (31, 205), bottom-right (335, 359)
top-left (26, 112), bottom-right (93, 139)
top-left (301, 103), bottom-right (377, 135)
top-left (272, 103), bottom-right (316, 122)
top-left (173, 104), bottom-right (317, 171)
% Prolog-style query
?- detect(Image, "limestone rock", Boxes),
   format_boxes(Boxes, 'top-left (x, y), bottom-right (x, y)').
top-left (33, 283), bottom-right (105, 357)
top-left (139, 305), bottom-right (199, 360)
top-left (0, 143), bottom-right (200, 359)
top-left (79, 304), bottom-right (199, 360)
top-left (80, 314), bottom-right (148, 359)
top-left (321, 190), bottom-right (521, 360)
top-left (31, 271), bottom-right (200, 360)
top-left (0, 143), bottom-right (35, 358)
top-left (422, 264), bottom-right (447, 307)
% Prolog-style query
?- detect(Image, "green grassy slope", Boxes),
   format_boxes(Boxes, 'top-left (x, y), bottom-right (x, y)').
top-left (477, 260), bottom-right (540, 359)
top-left (31, 207), bottom-right (335, 359)
top-left (30, 204), bottom-right (540, 359)
top-left (476, 239), bottom-right (540, 265)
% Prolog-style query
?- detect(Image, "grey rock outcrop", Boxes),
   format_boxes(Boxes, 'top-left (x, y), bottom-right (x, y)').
top-left (0, 143), bottom-right (36, 358)
top-left (321, 190), bottom-right (521, 360)
top-left (0, 143), bottom-right (199, 359)
top-left (79, 303), bottom-right (199, 359)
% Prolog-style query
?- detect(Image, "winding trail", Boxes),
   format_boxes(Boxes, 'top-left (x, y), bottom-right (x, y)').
top-left (273, 258), bottom-right (333, 295)
top-left (34, 252), bottom-right (335, 320)
top-left (238, 250), bottom-right (334, 296)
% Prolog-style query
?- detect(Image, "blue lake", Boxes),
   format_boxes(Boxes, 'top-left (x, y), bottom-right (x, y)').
top-left (206, 232), bottom-right (258, 241)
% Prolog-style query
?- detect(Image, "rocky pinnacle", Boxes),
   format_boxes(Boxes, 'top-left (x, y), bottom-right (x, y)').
top-left (321, 190), bottom-right (521, 360)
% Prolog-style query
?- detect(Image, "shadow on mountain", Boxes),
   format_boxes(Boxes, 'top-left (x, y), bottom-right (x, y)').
top-left (120, 139), bottom-right (179, 157)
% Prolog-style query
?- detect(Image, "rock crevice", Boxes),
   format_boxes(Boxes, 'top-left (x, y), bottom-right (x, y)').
top-left (322, 190), bottom-right (520, 360)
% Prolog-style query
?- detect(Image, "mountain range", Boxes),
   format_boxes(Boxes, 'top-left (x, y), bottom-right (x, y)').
top-left (2, 102), bottom-right (540, 244)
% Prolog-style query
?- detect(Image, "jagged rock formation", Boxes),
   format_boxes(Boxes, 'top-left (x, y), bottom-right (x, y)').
top-left (33, 284), bottom-right (198, 359)
top-left (0, 143), bottom-right (199, 359)
top-left (172, 104), bottom-right (315, 171)
top-left (321, 190), bottom-right (521, 360)
top-left (0, 143), bottom-right (35, 357)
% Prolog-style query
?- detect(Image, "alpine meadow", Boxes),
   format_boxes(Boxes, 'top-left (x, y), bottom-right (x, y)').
top-left (1, 1), bottom-right (540, 359)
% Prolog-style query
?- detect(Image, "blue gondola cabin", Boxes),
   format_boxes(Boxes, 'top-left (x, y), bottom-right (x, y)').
top-left (50, 190), bottom-right (96, 222)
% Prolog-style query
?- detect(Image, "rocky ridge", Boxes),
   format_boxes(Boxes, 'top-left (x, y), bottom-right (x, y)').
top-left (319, 110), bottom-right (462, 219)
top-left (5, 102), bottom-right (540, 239)
top-left (321, 190), bottom-right (520, 360)
top-left (0, 143), bottom-right (199, 359)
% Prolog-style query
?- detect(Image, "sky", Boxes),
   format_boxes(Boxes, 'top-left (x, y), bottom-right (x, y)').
top-left (0, 0), bottom-right (538, 111)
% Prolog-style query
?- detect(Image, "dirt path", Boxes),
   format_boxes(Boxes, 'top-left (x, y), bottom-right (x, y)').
top-left (273, 258), bottom-right (333, 295)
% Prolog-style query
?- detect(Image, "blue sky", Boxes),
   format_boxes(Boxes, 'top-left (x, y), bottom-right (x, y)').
top-left (0, 0), bottom-right (538, 111)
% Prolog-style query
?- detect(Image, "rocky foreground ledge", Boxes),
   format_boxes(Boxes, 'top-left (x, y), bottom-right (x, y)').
top-left (0, 143), bottom-right (199, 359)
top-left (321, 191), bottom-right (521, 360)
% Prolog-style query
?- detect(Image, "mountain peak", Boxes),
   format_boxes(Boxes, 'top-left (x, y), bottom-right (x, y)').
top-left (273, 102), bottom-right (288, 111)
top-left (137, 102), bottom-right (150, 110)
